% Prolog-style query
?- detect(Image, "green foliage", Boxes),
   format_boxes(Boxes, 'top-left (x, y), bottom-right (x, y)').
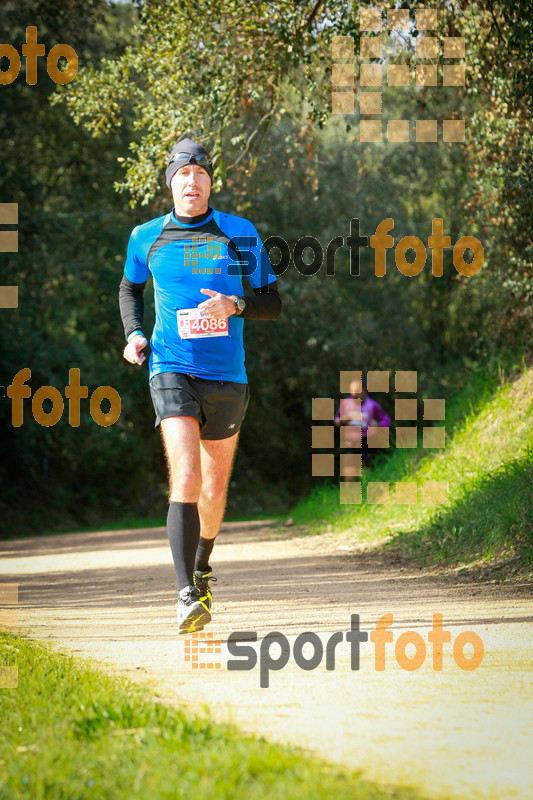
top-left (0, 1), bottom-right (162, 535)
top-left (0, 633), bottom-right (427, 799)
top-left (452, 0), bottom-right (533, 356)
top-left (57, 0), bottom-right (533, 359)
top-left (1, 0), bottom-right (531, 535)
top-left (58, 0), bottom-right (352, 205)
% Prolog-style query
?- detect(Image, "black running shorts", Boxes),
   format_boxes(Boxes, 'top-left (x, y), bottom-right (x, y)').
top-left (149, 371), bottom-right (250, 439)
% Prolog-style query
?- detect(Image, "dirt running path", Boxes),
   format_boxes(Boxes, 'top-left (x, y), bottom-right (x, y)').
top-left (1, 522), bottom-right (532, 799)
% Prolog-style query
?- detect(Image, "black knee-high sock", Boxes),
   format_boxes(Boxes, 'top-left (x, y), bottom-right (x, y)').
top-left (195, 536), bottom-right (215, 572)
top-left (167, 501), bottom-right (200, 591)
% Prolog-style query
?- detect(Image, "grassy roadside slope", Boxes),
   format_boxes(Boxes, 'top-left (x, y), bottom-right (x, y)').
top-left (291, 365), bottom-right (533, 570)
top-left (0, 633), bottom-right (426, 800)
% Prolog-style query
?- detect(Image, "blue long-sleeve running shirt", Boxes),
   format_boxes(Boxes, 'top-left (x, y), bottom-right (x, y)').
top-left (120, 206), bottom-right (278, 383)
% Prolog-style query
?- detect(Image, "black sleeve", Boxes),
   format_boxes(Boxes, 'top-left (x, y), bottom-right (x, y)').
top-left (240, 280), bottom-right (282, 320)
top-left (119, 275), bottom-right (147, 341)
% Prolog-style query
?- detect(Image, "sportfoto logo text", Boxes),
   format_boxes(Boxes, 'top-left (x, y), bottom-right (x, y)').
top-left (6, 368), bottom-right (121, 427)
top-left (185, 613), bottom-right (484, 687)
top-left (0, 26), bottom-right (78, 85)
top-left (226, 218), bottom-right (483, 278)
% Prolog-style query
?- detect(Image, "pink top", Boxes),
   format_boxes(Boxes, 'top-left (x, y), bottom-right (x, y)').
top-left (335, 395), bottom-right (392, 446)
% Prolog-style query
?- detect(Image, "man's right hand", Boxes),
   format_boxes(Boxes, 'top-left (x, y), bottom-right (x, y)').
top-left (123, 335), bottom-right (148, 365)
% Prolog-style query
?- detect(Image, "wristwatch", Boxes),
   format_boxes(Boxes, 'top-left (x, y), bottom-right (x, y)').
top-left (232, 296), bottom-right (246, 316)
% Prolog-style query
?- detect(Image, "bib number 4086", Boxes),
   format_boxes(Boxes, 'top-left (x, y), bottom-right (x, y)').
top-left (191, 317), bottom-right (226, 333)
top-left (177, 308), bottom-right (229, 339)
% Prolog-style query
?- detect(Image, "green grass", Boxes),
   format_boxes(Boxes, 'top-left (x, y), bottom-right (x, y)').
top-left (0, 634), bottom-right (427, 800)
top-left (291, 364), bottom-right (533, 568)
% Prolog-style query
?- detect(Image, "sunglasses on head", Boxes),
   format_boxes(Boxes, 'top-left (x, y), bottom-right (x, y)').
top-left (169, 152), bottom-right (212, 167)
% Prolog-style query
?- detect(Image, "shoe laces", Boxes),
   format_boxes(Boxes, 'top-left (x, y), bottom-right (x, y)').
top-left (196, 572), bottom-right (217, 589)
top-left (179, 586), bottom-right (200, 605)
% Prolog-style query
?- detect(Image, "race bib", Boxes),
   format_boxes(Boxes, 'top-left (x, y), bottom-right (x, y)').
top-left (177, 308), bottom-right (229, 339)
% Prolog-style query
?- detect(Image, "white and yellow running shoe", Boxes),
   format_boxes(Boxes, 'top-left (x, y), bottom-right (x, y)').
top-left (177, 585), bottom-right (211, 634)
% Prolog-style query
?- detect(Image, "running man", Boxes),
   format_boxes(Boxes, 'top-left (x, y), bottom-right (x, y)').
top-left (119, 138), bottom-right (281, 633)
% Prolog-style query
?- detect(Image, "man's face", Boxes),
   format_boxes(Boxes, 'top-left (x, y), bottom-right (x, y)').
top-left (171, 164), bottom-right (211, 216)
top-left (350, 381), bottom-right (366, 399)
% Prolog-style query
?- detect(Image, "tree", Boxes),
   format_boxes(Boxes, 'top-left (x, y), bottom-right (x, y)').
top-left (57, 0), bottom-right (360, 204)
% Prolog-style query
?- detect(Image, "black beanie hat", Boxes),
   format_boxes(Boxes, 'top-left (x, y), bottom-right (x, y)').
top-left (165, 138), bottom-right (214, 189)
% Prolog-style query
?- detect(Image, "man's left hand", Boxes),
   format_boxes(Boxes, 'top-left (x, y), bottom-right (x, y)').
top-left (198, 288), bottom-right (236, 318)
